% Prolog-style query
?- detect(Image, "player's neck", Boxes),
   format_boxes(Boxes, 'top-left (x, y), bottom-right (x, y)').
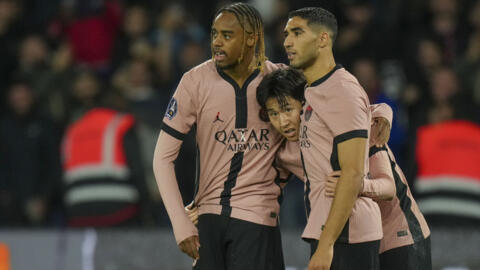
top-left (303, 52), bottom-right (336, 86)
top-left (223, 55), bottom-right (257, 88)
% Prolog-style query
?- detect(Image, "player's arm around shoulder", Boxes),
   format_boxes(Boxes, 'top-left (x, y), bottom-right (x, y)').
top-left (363, 146), bottom-right (396, 201)
top-left (325, 147), bottom-right (395, 201)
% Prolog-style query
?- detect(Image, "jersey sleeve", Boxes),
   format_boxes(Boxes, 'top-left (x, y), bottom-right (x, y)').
top-left (362, 146), bottom-right (396, 200)
top-left (154, 71), bottom-right (199, 244)
top-left (312, 81), bottom-right (370, 140)
top-left (153, 131), bottom-right (198, 244)
top-left (370, 103), bottom-right (393, 126)
top-left (162, 72), bottom-right (197, 138)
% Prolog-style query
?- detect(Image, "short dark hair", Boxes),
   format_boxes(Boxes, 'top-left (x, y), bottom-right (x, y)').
top-left (288, 7), bottom-right (338, 43)
top-left (256, 67), bottom-right (306, 121)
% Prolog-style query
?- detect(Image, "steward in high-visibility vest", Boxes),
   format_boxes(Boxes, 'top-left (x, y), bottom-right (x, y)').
top-left (415, 120), bottom-right (480, 225)
top-left (62, 108), bottom-right (148, 226)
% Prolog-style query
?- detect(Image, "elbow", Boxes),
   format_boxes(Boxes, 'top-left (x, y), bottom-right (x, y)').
top-left (152, 150), bottom-right (168, 179)
top-left (152, 152), bottom-right (161, 174)
top-left (152, 142), bottom-right (170, 174)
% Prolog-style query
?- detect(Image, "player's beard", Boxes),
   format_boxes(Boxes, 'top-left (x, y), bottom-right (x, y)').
top-left (290, 55), bottom-right (316, 71)
top-left (289, 49), bottom-right (317, 71)
top-left (215, 57), bottom-right (241, 71)
top-left (215, 47), bottom-right (254, 72)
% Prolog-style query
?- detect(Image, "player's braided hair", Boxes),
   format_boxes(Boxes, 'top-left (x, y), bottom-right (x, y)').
top-left (213, 2), bottom-right (267, 72)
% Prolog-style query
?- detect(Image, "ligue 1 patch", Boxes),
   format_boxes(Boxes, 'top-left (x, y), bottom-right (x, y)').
top-left (305, 105), bottom-right (313, 121)
top-left (165, 97), bottom-right (178, 120)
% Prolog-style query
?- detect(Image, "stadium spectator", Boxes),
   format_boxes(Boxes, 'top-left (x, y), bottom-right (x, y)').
top-left (61, 92), bottom-right (152, 227)
top-left (457, 0), bottom-right (480, 106)
top-left (110, 5), bottom-right (152, 71)
top-left (0, 0), bottom-right (25, 113)
top-left (0, 79), bottom-right (61, 226)
top-left (406, 66), bottom-right (479, 185)
top-left (15, 34), bottom-right (52, 101)
top-left (414, 120), bottom-right (480, 227)
top-left (66, 68), bottom-right (104, 123)
top-left (334, 0), bottom-right (385, 67)
top-left (52, 0), bottom-right (123, 72)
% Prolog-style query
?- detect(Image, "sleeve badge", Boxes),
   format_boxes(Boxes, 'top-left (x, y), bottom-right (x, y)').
top-left (165, 97), bottom-right (178, 120)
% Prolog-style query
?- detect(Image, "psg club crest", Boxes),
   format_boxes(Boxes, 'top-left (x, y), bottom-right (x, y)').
top-left (165, 98), bottom-right (178, 120)
top-left (304, 105), bottom-right (313, 121)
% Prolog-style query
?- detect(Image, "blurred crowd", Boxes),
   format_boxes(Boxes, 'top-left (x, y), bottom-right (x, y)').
top-left (0, 0), bottom-right (479, 228)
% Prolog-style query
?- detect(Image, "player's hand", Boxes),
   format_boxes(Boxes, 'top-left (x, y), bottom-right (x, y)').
top-left (325, 171), bottom-right (341, 198)
top-left (308, 242), bottom-right (334, 270)
top-left (185, 201), bottom-right (199, 225)
top-left (370, 117), bottom-right (390, 147)
top-left (178, 235), bottom-right (200, 260)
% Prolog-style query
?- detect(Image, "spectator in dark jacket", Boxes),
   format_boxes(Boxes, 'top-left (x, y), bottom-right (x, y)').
top-left (0, 79), bottom-right (61, 226)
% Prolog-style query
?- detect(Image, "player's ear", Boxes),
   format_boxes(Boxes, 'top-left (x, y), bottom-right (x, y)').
top-left (246, 33), bottom-right (256, 47)
top-left (317, 31), bottom-right (330, 48)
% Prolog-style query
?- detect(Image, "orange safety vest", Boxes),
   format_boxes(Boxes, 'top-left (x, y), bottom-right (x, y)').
top-left (415, 120), bottom-right (480, 219)
top-left (62, 108), bottom-right (138, 207)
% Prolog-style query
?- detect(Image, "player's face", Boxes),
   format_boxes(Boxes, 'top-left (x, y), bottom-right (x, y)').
top-left (265, 96), bottom-right (303, 141)
top-left (211, 12), bottom-right (247, 70)
top-left (283, 17), bottom-right (319, 70)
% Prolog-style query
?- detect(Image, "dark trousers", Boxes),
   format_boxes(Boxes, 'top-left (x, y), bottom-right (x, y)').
top-left (379, 237), bottom-right (432, 270)
top-left (194, 214), bottom-right (285, 270)
top-left (309, 239), bottom-right (380, 270)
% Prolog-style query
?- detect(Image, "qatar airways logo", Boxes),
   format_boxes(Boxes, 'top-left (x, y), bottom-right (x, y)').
top-left (215, 128), bottom-right (270, 152)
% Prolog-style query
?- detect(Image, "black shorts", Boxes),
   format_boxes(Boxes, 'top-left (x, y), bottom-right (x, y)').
top-left (379, 236), bottom-right (432, 270)
top-left (194, 214), bottom-right (285, 270)
top-left (309, 239), bottom-right (380, 270)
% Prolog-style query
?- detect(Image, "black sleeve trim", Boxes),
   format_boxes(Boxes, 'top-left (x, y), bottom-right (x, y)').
top-left (369, 145), bottom-right (388, 157)
top-left (333, 129), bottom-right (368, 144)
top-left (161, 121), bottom-right (186, 141)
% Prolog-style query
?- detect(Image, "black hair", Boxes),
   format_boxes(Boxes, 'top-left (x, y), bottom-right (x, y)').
top-left (256, 67), bottom-right (306, 121)
top-left (288, 7), bottom-right (338, 43)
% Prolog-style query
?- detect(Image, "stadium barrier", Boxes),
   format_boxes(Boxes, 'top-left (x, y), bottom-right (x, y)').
top-left (0, 227), bottom-right (478, 270)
